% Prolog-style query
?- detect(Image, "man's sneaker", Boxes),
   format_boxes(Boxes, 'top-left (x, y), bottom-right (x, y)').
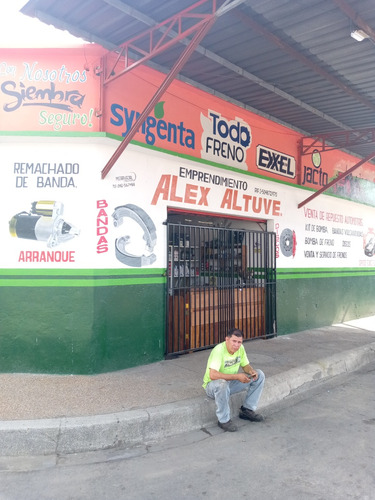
top-left (218, 419), bottom-right (238, 432)
top-left (239, 406), bottom-right (264, 422)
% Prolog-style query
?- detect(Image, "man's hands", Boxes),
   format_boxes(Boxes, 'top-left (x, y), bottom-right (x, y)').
top-left (242, 368), bottom-right (258, 382)
top-left (238, 373), bottom-right (252, 383)
top-left (209, 367), bottom-right (258, 384)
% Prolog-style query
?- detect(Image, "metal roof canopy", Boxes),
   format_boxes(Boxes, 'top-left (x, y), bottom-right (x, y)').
top-left (21, 0), bottom-right (375, 203)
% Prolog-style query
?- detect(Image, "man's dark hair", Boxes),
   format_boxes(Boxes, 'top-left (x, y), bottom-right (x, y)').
top-left (227, 328), bottom-right (243, 338)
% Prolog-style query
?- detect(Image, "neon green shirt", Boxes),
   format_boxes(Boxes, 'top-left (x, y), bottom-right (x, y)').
top-left (202, 341), bottom-right (249, 389)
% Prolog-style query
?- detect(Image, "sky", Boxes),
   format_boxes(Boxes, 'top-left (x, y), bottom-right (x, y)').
top-left (0, 1), bottom-right (86, 47)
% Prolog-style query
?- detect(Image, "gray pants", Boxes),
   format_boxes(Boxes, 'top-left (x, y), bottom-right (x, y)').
top-left (205, 369), bottom-right (265, 423)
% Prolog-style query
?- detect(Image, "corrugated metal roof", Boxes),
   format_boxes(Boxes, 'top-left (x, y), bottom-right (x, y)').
top-left (21, 0), bottom-right (375, 160)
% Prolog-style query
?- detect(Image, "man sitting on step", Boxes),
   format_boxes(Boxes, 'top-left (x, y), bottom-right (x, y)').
top-left (203, 328), bottom-right (265, 432)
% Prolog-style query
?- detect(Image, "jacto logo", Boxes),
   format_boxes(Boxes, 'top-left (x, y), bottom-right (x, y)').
top-left (200, 110), bottom-right (252, 170)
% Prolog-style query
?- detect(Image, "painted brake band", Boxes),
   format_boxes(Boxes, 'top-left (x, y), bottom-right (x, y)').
top-left (112, 204), bottom-right (157, 267)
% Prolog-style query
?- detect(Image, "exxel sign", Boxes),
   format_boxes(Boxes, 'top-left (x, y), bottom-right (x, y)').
top-left (257, 145), bottom-right (296, 179)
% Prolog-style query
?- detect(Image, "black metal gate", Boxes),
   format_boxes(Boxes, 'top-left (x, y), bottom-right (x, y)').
top-left (167, 222), bottom-right (276, 355)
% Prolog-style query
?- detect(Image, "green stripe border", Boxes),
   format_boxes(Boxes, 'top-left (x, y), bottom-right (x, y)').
top-left (278, 267), bottom-right (375, 279)
top-left (1, 267), bottom-right (374, 286)
top-left (0, 268), bottom-right (167, 287)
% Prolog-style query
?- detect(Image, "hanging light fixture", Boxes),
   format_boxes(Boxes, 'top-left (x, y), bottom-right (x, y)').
top-left (350, 29), bottom-right (369, 41)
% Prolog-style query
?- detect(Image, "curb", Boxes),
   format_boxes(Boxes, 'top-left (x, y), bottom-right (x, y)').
top-left (1, 343), bottom-right (374, 457)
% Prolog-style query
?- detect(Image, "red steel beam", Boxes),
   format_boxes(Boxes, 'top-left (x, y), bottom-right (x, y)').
top-left (104, 0), bottom-right (217, 86)
top-left (298, 151), bottom-right (375, 209)
top-left (301, 128), bottom-right (375, 156)
top-left (101, 15), bottom-right (216, 179)
top-left (298, 128), bottom-right (375, 183)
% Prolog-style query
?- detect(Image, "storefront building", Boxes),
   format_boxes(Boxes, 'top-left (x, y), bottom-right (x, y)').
top-left (1, 45), bottom-right (375, 373)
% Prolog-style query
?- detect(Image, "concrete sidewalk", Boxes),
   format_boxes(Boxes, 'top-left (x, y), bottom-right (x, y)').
top-left (0, 317), bottom-right (375, 456)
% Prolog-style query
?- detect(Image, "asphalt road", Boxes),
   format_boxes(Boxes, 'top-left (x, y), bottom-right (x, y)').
top-left (1, 361), bottom-right (374, 500)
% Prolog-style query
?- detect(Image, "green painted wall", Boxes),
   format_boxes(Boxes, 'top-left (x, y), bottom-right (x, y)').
top-left (0, 269), bottom-right (166, 374)
top-left (277, 268), bottom-right (375, 334)
top-left (91, 283), bottom-right (166, 373)
top-left (1, 267), bottom-right (375, 374)
top-left (0, 286), bottom-right (94, 373)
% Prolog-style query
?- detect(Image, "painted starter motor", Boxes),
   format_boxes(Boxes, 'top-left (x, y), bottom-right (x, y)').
top-left (9, 200), bottom-right (80, 248)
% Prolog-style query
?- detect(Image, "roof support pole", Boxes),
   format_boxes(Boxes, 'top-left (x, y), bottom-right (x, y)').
top-left (298, 151), bottom-right (375, 209)
top-left (101, 15), bottom-right (216, 179)
top-left (296, 138), bottom-right (303, 185)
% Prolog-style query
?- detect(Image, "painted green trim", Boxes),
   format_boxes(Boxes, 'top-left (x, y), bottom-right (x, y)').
top-left (0, 131), bottom-right (109, 139)
top-left (0, 268), bottom-right (165, 276)
top-left (0, 268), bottom-right (167, 287)
top-left (4, 265), bottom-right (374, 285)
top-left (277, 267), bottom-right (375, 279)
top-left (0, 277), bottom-right (166, 287)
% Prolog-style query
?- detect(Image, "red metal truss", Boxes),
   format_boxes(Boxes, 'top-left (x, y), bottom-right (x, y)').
top-left (103, 0), bottom-right (218, 86)
top-left (101, 13), bottom-right (216, 178)
top-left (300, 127), bottom-right (375, 156)
top-left (298, 150), bottom-right (375, 209)
top-left (100, 0), bottom-right (225, 178)
top-left (298, 127), bottom-right (375, 207)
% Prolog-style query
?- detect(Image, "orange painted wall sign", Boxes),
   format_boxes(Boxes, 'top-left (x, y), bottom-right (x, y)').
top-left (1, 45), bottom-right (374, 201)
top-left (0, 46), bottom-right (105, 133)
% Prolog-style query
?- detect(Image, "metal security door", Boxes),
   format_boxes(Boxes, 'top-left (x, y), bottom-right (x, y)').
top-left (167, 223), bottom-right (276, 355)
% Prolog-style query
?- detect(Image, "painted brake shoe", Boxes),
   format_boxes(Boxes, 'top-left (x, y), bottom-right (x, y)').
top-left (112, 204), bottom-right (157, 267)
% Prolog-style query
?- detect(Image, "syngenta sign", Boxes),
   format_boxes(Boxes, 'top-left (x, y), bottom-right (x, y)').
top-left (110, 101), bottom-right (195, 149)
top-left (200, 110), bottom-right (252, 170)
